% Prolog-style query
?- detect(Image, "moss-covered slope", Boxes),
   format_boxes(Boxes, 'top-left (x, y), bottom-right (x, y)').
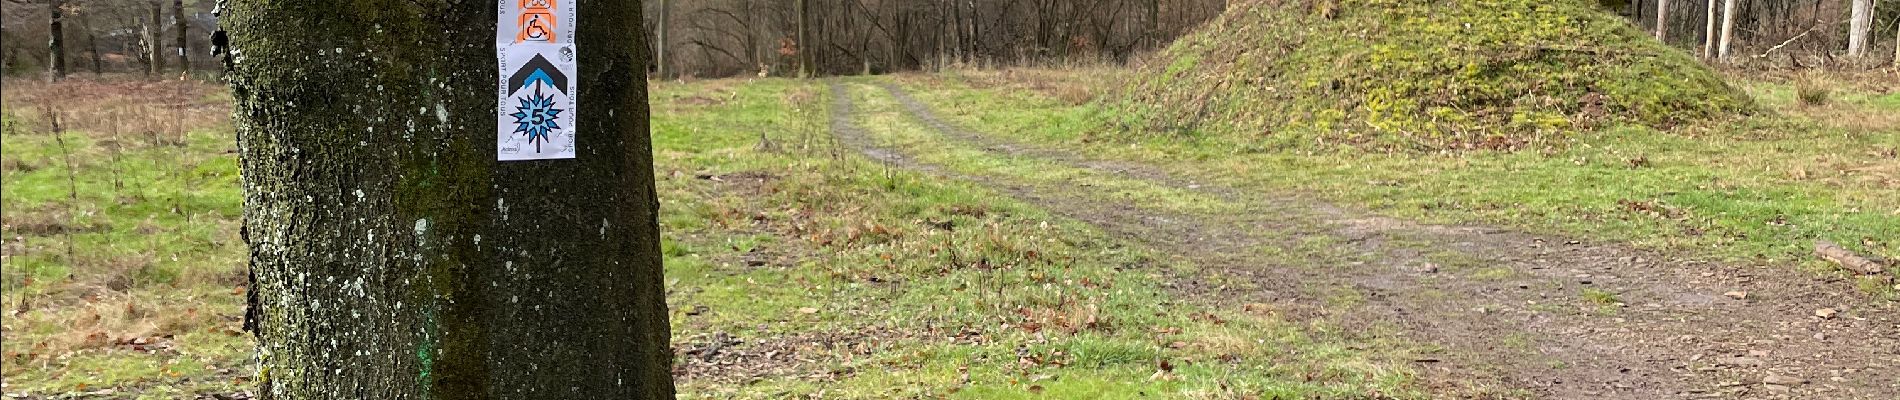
top-left (1106, 0), bottom-right (1755, 151)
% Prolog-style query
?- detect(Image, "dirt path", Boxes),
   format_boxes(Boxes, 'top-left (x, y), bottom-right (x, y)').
top-left (828, 81), bottom-right (1900, 399)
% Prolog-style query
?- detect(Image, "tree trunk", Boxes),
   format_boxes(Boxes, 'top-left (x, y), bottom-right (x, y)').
top-left (969, 0), bottom-right (981, 61)
top-left (48, 0), bottom-right (66, 80)
top-left (89, 31), bottom-right (103, 74)
top-left (148, 1), bottom-right (163, 75)
top-left (135, 28), bottom-right (152, 75)
top-left (656, 0), bottom-right (670, 79)
top-left (948, 1), bottom-right (962, 62)
top-left (222, 0), bottom-right (675, 398)
top-left (1149, 0), bottom-right (1161, 47)
top-left (1703, 0), bottom-right (1717, 58)
top-left (1718, 0), bottom-right (1737, 60)
top-left (173, 0), bottom-right (189, 72)
top-left (1847, 0), bottom-right (1873, 56)
top-left (1654, 0), bottom-right (1670, 42)
top-left (797, 0), bottom-right (812, 77)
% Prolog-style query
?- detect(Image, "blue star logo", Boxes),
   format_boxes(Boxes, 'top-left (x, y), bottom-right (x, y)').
top-left (509, 86), bottom-right (564, 152)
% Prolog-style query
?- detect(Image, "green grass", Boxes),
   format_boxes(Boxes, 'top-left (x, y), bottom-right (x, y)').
top-left (10, 65), bottom-right (1886, 398)
top-left (2, 79), bottom-right (253, 397)
top-left (1110, 0), bottom-right (1753, 151)
top-left (1579, 288), bottom-right (1623, 314)
top-left (897, 71), bottom-right (1897, 299)
top-left (841, 81), bottom-right (1236, 216)
top-left (652, 78), bottom-right (1423, 398)
top-left (3, 76), bottom-right (1425, 398)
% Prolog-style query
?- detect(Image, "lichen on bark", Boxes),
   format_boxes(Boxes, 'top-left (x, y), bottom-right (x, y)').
top-left (224, 1), bottom-right (673, 398)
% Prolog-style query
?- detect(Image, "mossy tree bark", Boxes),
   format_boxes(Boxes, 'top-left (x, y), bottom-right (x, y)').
top-left (223, 1), bottom-right (674, 398)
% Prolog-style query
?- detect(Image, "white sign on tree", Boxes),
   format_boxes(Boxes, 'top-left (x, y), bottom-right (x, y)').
top-left (497, 0), bottom-right (578, 161)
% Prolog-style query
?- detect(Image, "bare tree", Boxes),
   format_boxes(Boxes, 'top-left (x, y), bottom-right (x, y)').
top-left (74, 9), bottom-right (103, 74)
top-left (1149, 0), bottom-right (1161, 47)
top-left (1846, 0), bottom-right (1874, 57)
top-left (48, 0), bottom-right (67, 80)
top-left (657, 0), bottom-right (671, 78)
top-left (1654, 0), bottom-right (1669, 41)
top-left (797, 0), bottom-right (811, 76)
top-left (171, 0), bottom-right (186, 71)
top-left (1718, 0), bottom-right (1737, 60)
top-left (630, 0), bottom-right (1869, 77)
top-left (87, 30), bottom-right (102, 73)
top-left (1702, 0), bottom-right (1716, 58)
top-left (145, 0), bottom-right (161, 74)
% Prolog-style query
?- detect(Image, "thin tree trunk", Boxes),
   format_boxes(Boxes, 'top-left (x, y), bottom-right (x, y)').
top-left (89, 31), bottom-right (103, 74)
top-left (947, 2), bottom-right (958, 63)
top-left (1847, 0), bottom-right (1873, 56)
top-left (133, 27), bottom-right (151, 75)
top-left (797, 0), bottom-right (812, 77)
top-left (969, 0), bottom-right (981, 61)
top-left (49, 0), bottom-right (67, 80)
top-left (148, 1), bottom-right (163, 75)
top-left (1703, 0), bottom-right (1717, 58)
top-left (656, 0), bottom-right (670, 78)
top-left (173, 0), bottom-right (189, 72)
top-left (223, 0), bottom-right (675, 397)
top-left (1655, 0), bottom-right (1670, 42)
top-left (1718, 0), bottom-right (1737, 60)
top-left (1149, 0), bottom-right (1161, 47)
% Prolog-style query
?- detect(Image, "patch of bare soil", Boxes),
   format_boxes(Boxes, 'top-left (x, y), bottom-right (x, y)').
top-left (835, 82), bottom-right (1900, 399)
top-left (673, 326), bottom-right (901, 386)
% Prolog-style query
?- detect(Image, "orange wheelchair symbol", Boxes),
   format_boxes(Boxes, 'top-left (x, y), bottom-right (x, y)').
top-left (517, 0), bottom-right (558, 43)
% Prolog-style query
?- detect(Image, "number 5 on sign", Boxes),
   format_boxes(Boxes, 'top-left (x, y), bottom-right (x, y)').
top-left (496, 0), bottom-right (577, 161)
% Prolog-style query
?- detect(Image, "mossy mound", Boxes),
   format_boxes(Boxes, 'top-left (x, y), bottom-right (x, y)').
top-left (1106, 0), bottom-right (1755, 151)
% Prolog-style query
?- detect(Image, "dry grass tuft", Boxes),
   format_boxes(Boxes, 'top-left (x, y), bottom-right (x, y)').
top-left (1795, 76), bottom-right (1833, 106)
top-left (1, 76), bottom-right (229, 141)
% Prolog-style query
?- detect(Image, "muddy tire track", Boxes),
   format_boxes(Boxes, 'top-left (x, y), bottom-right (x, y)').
top-left (834, 81), bottom-right (1900, 399)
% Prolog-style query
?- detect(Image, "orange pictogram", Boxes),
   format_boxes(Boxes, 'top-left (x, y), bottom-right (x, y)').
top-left (517, 0), bottom-right (558, 43)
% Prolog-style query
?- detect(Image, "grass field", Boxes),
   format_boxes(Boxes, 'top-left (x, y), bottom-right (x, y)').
top-left (905, 69), bottom-right (1899, 295)
top-left (648, 78), bottom-right (1420, 398)
top-left (3, 77), bottom-right (1422, 398)
top-left (1, 68), bottom-right (1893, 397)
top-left (2, 79), bottom-right (251, 398)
